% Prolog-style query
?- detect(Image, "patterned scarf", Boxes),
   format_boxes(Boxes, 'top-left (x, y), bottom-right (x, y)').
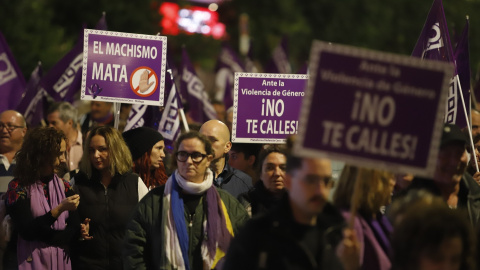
top-left (161, 169), bottom-right (234, 270)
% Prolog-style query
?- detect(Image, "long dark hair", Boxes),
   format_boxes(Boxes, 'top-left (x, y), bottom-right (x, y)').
top-left (14, 127), bottom-right (66, 185)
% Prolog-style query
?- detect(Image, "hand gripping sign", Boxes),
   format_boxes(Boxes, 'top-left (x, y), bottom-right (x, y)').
top-left (294, 41), bottom-right (454, 178)
top-left (81, 30), bottom-right (167, 106)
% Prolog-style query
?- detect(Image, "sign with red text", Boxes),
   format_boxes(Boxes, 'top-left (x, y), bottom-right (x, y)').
top-left (81, 29), bottom-right (167, 106)
top-left (232, 73), bottom-right (308, 143)
top-left (295, 41), bottom-right (454, 177)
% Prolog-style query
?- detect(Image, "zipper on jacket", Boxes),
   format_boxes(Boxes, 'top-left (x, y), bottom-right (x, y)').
top-left (189, 213), bottom-right (195, 227)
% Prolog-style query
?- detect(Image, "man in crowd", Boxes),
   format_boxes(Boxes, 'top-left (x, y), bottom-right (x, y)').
top-left (471, 109), bottom-right (480, 139)
top-left (400, 123), bottom-right (480, 228)
top-left (0, 110), bottom-right (26, 192)
top-left (223, 152), bottom-right (359, 270)
top-left (199, 120), bottom-right (253, 198)
top-left (228, 142), bottom-right (263, 183)
top-left (80, 101), bottom-right (114, 136)
top-left (47, 102), bottom-right (83, 171)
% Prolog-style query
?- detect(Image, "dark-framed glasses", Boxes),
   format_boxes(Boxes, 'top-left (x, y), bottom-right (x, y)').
top-left (0, 123), bottom-right (25, 132)
top-left (175, 151), bottom-right (208, 163)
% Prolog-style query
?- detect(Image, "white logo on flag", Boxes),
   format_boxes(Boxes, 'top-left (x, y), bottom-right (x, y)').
top-left (445, 76), bottom-right (458, 124)
top-left (53, 53), bottom-right (83, 98)
top-left (159, 85), bottom-right (180, 141)
top-left (0, 52), bottom-right (17, 86)
top-left (124, 104), bottom-right (147, 131)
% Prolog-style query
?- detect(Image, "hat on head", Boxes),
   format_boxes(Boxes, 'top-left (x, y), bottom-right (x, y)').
top-left (122, 127), bottom-right (164, 161)
top-left (440, 123), bottom-right (467, 147)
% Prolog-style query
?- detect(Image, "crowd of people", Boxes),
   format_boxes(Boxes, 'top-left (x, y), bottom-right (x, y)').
top-left (0, 99), bottom-right (479, 270)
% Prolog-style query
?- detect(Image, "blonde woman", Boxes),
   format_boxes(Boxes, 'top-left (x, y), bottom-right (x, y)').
top-left (333, 165), bottom-right (395, 270)
top-left (71, 126), bottom-right (147, 270)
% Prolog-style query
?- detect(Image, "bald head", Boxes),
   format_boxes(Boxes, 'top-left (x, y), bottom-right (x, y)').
top-left (0, 110), bottom-right (26, 127)
top-left (199, 120), bottom-right (232, 160)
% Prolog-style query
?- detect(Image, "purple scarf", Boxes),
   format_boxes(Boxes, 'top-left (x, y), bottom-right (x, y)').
top-left (17, 174), bottom-right (70, 270)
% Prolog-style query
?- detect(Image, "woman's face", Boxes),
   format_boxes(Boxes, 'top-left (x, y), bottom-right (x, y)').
top-left (89, 135), bottom-right (110, 172)
top-left (150, 140), bottom-right (166, 170)
top-left (176, 138), bottom-right (212, 183)
top-left (260, 152), bottom-right (287, 193)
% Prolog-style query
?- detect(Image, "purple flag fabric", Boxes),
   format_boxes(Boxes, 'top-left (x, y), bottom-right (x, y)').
top-left (411, 0), bottom-right (454, 61)
top-left (180, 48), bottom-right (217, 123)
top-left (39, 28), bottom-right (84, 102)
top-left (411, 0), bottom-right (470, 128)
top-left (0, 31), bottom-right (26, 112)
top-left (40, 13), bottom-right (108, 103)
top-left (453, 17), bottom-right (470, 129)
top-left (265, 36), bottom-right (292, 74)
top-left (16, 62), bottom-right (46, 127)
top-left (214, 42), bottom-right (246, 109)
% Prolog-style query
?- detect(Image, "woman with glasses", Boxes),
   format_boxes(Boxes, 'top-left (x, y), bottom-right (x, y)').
top-left (238, 145), bottom-right (288, 217)
top-left (123, 131), bottom-right (249, 270)
top-left (71, 126), bottom-right (148, 270)
top-left (333, 165), bottom-right (395, 270)
top-left (122, 127), bottom-right (168, 189)
top-left (6, 127), bottom-right (80, 269)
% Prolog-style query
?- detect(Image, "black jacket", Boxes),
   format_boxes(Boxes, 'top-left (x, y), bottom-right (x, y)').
top-left (215, 161), bottom-right (253, 199)
top-left (72, 170), bottom-right (141, 270)
top-left (223, 194), bottom-right (346, 270)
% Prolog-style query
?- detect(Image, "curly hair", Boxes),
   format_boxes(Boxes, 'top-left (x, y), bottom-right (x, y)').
top-left (14, 127), bottom-right (67, 185)
top-left (132, 151), bottom-right (168, 189)
top-left (80, 126), bottom-right (132, 178)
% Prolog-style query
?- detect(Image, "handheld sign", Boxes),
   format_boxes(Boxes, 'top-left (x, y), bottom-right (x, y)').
top-left (295, 41), bottom-right (453, 177)
top-left (232, 73), bottom-right (308, 144)
top-left (81, 30), bottom-right (167, 106)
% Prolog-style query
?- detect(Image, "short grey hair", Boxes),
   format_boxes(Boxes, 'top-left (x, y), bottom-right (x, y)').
top-left (48, 102), bottom-right (78, 128)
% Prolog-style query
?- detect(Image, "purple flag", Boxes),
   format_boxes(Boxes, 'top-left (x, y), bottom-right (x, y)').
top-left (411, 0), bottom-right (469, 128)
top-left (0, 31), bottom-right (26, 112)
top-left (39, 28), bottom-right (84, 102)
top-left (214, 42), bottom-right (246, 109)
top-left (180, 48), bottom-right (217, 123)
top-left (411, 0), bottom-right (453, 61)
top-left (452, 17), bottom-right (470, 129)
top-left (265, 36), bottom-right (292, 74)
top-left (16, 62), bottom-right (46, 127)
top-left (40, 13), bottom-right (108, 103)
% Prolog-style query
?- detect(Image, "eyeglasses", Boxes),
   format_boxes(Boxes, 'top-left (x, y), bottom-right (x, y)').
top-left (175, 151), bottom-right (208, 163)
top-left (0, 123), bottom-right (25, 132)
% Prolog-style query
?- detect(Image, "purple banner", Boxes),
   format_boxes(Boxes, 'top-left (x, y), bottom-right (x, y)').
top-left (81, 30), bottom-right (167, 106)
top-left (0, 31), bottom-right (26, 112)
top-left (296, 41), bottom-right (453, 177)
top-left (232, 73), bottom-right (307, 144)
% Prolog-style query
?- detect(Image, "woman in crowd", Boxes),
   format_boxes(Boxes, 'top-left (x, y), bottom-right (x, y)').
top-left (333, 165), bottom-right (395, 270)
top-left (238, 145), bottom-right (288, 217)
top-left (6, 127), bottom-right (80, 269)
top-left (391, 202), bottom-right (474, 270)
top-left (122, 127), bottom-right (168, 189)
top-left (123, 131), bottom-right (249, 270)
top-left (71, 126), bottom-right (148, 270)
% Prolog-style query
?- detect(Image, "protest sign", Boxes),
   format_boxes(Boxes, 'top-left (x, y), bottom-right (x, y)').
top-left (295, 41), bottom-right (453, 177)
top-left (81, 30), bottom-right (167, 106)
top-left (232, 72), bottom-right (307, 143)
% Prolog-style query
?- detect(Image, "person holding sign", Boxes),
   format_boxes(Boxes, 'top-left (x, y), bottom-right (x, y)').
top-left (224, 153), bottom-right (360, 270)
top-left (123, 131), bottom-right (249, 270)
top-left (333, 165), bottom-right (394, 270)
top-left (199, 120), bottom-right (253, 198)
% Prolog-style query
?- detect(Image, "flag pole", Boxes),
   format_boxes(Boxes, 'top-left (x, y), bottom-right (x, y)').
top-left (113, 102), bottom-right (121, 130)
top-left (456, 73), bottom-right (479, 172)
top-left (166, 64), bottom-right (189, 133)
